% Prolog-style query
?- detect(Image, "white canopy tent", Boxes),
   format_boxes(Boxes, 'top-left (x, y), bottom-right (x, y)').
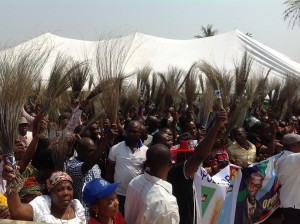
top-left (1, 29), bottom-right (300, 81)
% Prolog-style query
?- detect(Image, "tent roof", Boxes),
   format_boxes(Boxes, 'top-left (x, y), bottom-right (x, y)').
top-left (2, 29), bottom-right (300, 80)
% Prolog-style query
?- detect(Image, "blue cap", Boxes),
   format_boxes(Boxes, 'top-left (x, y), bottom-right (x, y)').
top-left (83, 178), bottom-right (119, 207)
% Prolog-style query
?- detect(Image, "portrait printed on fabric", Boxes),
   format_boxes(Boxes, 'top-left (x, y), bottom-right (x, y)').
top-left (234, 160), bottom-right (281, 224)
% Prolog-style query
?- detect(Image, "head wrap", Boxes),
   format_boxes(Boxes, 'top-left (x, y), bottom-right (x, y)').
top-left (46, 171), bottom-right (72, 192)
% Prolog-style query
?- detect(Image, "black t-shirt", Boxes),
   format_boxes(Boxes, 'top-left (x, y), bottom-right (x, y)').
top-left (167, 162), bottom-right (197, 224)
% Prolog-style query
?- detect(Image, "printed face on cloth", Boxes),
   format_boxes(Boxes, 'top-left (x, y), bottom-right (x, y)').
top-left (247, 173), bottom-right (264, 205)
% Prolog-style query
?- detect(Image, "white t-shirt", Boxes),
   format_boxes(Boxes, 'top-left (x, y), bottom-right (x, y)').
top-left (108, 141), bottom-right (148, 196)
top-left (277, 151), bottom-right (300, 209)
top-left (29, 195), bottom-right (86, 223)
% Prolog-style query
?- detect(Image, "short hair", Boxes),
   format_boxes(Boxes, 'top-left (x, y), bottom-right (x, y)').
top-left (76, 137), bottom-right (94, 154)
top-left (230, 127), bottom-right (245, 139)
top-left (146, 144), bottom-right (170, 171)
top-left (132, 116), bottom-right (145, 125)
top-left (248, 172), bottom-right (264, 185)
top-left (152, 130), bottom-right (165, 145)
top-left (126, 120), bottom-right (142, 131)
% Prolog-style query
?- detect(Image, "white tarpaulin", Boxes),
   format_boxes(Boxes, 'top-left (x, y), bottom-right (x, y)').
top-left (1, 30), bottom-right (300, 81)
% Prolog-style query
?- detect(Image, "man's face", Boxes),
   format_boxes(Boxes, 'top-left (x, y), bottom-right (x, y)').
top-left (81, 141), bottom-right (96, 161)
top-left (18, 123), bottom-right (28, 136)
top-left (103, 119), bottom-right (111, 128)
top-left (290, 116), bottom-right (298, 128)
top-left (247, 175), bottom-right (263, 205)
top-left (126, 123), bottom-right (141, 142)
top-left (185, 122), bottom-right (197, 138)
top-left (159, 132), bottom-right (173, 148)
top-left (90, 124), bottom-right (100, 140)
top-left (235, 128), bottom-right (247, 145)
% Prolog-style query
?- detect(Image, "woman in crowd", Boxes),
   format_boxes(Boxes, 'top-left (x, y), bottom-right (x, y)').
top-left (3, 168), bottom-right (86, 223)
top-left (83, 178), bottom-right (126, 224)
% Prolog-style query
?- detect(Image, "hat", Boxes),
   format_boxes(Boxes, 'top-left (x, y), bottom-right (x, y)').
top-left (282, 133), bottom-right (300, 145)
top-left (46, 171), bottom-right (73, 192)
top-left (83, 178), bottom-right (119, 207)
top-left (245, 116), bottom-right (261, 130)
top-left (18, 117), bottom-right (28, 125)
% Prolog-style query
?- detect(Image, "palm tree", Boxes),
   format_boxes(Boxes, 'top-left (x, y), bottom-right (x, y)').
top-left (283, 0), bottom-right (300, 28)
top-left (194, 24), bottom-right (218, 38)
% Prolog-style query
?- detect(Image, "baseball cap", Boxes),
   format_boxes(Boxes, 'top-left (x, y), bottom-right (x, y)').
top-left (83, 178), bottom-right (119, 207)
top-left (18, 117), bottom-right (28, 125)
top-left (282, 133), bottom-right (300, 145)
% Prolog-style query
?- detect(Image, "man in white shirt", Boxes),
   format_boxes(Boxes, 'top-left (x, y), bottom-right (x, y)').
top-left (18, 117), bottom-right (33, 149)
top-left (125, 144), bottom-right (179, 224)
top-left (277, 133), bottom-right (300, 223)
top-left (106, 121), bottom-right (148, 215)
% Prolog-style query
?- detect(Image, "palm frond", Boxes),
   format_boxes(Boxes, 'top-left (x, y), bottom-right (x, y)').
top-left (283, 0), bottom-right (300, 28)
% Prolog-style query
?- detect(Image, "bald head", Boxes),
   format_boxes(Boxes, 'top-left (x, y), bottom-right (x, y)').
top-left (146, 144), bottom-right (171, 172)
top-left (126, 121), bottom-right (142, 142)
top-left (127, 120), bottom-right (141, 129)
top-left (76, 137), bottom-right (96, 161)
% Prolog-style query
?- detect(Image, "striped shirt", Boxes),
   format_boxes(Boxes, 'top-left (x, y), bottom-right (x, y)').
top-left (125, 172), bottom-right (179, 224)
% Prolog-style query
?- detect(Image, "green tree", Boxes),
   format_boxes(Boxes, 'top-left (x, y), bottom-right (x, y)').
top-left (194, 24), bottom-right (218, 38)
top-left (283, 0), bottom-right (300, 28)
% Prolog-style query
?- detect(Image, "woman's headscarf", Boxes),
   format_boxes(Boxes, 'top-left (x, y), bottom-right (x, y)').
top-left (46, 171), bottom-right (72, 192)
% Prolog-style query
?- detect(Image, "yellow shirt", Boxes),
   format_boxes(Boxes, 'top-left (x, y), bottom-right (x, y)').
top-left (228, 141), bottom-right (257, 165)
top-left (0, 193), bottom-right (7, 207)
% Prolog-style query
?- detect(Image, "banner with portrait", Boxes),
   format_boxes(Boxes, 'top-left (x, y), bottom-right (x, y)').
top-left (194, 154), bottom-right (281, 224)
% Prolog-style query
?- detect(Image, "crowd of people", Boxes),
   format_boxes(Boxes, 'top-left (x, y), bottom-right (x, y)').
top-left (0, 97), bottom-right (300, 224)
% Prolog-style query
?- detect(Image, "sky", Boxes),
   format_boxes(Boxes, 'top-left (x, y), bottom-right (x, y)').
top-left (1, 0), bottom-right (300, 61)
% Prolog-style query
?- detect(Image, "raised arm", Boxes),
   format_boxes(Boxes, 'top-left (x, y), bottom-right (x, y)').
top-left (18, 118), bottom-right (47, 173)
top-left (184, 108), bottom-right (227, 177)
top-left (3, 164), bottom-right (33, 221)
top-left (81, 124), bottom-right (118, 174)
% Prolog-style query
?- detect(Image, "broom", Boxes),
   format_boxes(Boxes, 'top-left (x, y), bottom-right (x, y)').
top-left (40, 55), bottom-right (82, 139)
top-left (95, 36), bottom-right (133, 124)
top-left (0, 45), bottom-right (48, 193)
top-left (70, 61), bottom-right (89, 101)
top-left (185, 69), bottom-right (197, 112)
top-left (199, 81), bottom-right (215, 128)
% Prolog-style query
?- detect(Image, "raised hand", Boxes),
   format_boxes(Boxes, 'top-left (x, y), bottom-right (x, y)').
top-left (215, 108), bottom-right (228, 128)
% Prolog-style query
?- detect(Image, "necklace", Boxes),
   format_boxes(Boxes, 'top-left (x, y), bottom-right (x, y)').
top-left (59, 207), bottom-right (70, 224)
top-left (52, 205), bottom-right (72, 223)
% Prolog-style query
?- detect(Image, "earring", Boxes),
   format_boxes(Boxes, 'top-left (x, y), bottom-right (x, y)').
top-left (95, 212), bottom-right (98, 218)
